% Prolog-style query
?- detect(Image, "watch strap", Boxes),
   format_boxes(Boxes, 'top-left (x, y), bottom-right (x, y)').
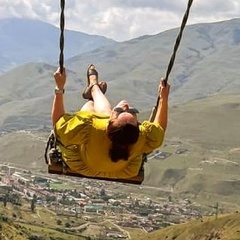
top-left (55, 87), bottom-right (65, 94)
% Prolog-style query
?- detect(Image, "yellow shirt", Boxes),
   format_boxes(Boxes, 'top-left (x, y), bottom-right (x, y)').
top-left (55, 111), bottom-right (164, 179)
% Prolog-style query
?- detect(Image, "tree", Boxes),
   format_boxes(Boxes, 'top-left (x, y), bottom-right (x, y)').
top-left (3, 194), bottom-right (7, 207)
top-left (31, 194), bottom-right (37, 212)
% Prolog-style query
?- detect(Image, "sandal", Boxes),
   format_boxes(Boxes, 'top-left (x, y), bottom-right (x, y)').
top-left (82, 64), bottom-right (107, 100)
top-left (99, 81), bottom-right (107, 95)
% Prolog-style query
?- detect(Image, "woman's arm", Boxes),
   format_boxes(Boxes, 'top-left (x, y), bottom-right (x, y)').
top-left (153, 79), bottom-right (170, 132)
top-left (51, 67), bottom-right (66, 125)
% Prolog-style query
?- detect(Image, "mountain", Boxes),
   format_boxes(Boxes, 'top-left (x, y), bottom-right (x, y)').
top-left (0, 18), bottom-right (239, 132)
top-left (65, 18), bottom-right (240, 104)
top-left (0, 18), bottom-right (116, 74)
top-left (0, 18), bottom-right (240, 207)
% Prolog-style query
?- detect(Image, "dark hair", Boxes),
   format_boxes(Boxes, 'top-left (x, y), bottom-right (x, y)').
top-left (107, 121), bottom-right (140, 162)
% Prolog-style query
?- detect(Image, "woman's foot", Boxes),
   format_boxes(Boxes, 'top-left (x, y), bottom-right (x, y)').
top-left (88, 64), bottom-right (98, 86)
top-left (82, 64), bottom-right (107, 100)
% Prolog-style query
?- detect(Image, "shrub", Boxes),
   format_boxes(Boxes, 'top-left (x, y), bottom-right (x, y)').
top-left (56, 219), bottom-right (62, 225)
top-left (65, 222), bottom-right (71, 228)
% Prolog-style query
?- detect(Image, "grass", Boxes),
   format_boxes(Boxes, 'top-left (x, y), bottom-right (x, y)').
top-left (0, 203), bottom-right (87, 240)
top-left (123, 227), bottom-right (147, 239)
top-left (142, 97), bottom-right (240, 205)
top-left (137, 212), bottom-right (240, 240)
top-left (167, 93), bottom-right (240, 149)
top-left (0, 221), bottom-right (29, 240)
top-left (16, 222), bottom-right (84, 240)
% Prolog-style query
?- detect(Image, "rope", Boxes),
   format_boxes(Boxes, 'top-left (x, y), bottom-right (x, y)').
top-left (149, 0), bottom-right (194, 121)
top-left (165, 0), bottom-right (193, 83)
top-left (58, 0), bottom-right (192, 91)
top-left (59, 0), bottom-right (65, 74)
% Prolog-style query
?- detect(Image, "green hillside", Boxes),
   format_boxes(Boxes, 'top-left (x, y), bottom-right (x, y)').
top-left (137, 212), bottom-right (240, 240)
top-left (0, 204), bottom-right (87, 240)
top-left (1, 203), bottom-right (240, 240)
top-left (0, 91), bottom-right (239, 209)
top-left (144, 92), bottom-right (240, 205)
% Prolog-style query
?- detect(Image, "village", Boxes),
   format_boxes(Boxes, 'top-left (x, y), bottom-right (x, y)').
top-left (0, 162), bottom-right (204, 239)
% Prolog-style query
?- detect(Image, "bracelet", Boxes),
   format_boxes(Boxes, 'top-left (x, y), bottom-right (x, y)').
top-left (55, 87), bottom-right (65, 94)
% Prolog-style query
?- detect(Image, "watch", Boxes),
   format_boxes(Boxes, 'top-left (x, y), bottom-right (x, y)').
top-left (55, 87), bottom-right (65, 94)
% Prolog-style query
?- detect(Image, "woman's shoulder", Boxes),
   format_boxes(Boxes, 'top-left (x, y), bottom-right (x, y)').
top-left (139, 120), bottom-right (161, 131)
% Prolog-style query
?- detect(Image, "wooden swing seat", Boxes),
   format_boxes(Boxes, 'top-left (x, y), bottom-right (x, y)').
top-left (48, 159), bottom-right (144, 184)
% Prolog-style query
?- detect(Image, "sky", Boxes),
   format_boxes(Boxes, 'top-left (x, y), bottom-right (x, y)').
top-left (0, 0), bottom-right (239, 41)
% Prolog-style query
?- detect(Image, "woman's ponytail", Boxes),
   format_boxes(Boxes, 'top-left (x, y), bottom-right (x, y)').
top-left (109, 143), bottom-right (129, 162)
top-left (107, 121), bottom-right (140, 162)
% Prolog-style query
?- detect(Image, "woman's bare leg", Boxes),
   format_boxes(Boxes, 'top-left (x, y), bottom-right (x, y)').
top-left (80, 80), bottom-right (111, 115)
top-left (84, 65), bottom-right (112, 115)
top-left (80, 100), bottom-right (94, 112)
top-left (80, 65), bottom-right (112, 115)
top-left (90, 82), bottom-right (111, 116)
top-left (91, 84), bottom-right (112, 115)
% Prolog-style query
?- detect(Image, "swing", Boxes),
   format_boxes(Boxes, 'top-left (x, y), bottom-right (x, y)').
top-left (44, 0), bottom-right (194, 184)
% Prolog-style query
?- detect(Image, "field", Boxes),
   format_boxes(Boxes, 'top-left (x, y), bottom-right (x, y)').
top-left (138, 212), bottom-right (240, 240)
top-left (0, 92), bottom-right (240, 239)
top-left (1, 201), bottom-right (240, 240)
top-left (0, 202), bottom-right (87, 239)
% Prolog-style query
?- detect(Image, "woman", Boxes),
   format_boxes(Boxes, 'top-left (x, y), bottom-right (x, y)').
top-left (51, 64), bottom-right (170, 179)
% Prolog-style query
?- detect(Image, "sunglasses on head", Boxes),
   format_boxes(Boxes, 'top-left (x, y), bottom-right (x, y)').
top-left (113, 107), bottom-right (139, 114)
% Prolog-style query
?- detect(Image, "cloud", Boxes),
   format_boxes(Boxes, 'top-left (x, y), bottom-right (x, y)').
top-left (0, 0), bottom-right (239, 41)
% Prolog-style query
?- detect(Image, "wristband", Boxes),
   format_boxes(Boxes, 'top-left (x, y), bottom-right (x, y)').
top-left (55, 87), bottom-right (65, 94)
